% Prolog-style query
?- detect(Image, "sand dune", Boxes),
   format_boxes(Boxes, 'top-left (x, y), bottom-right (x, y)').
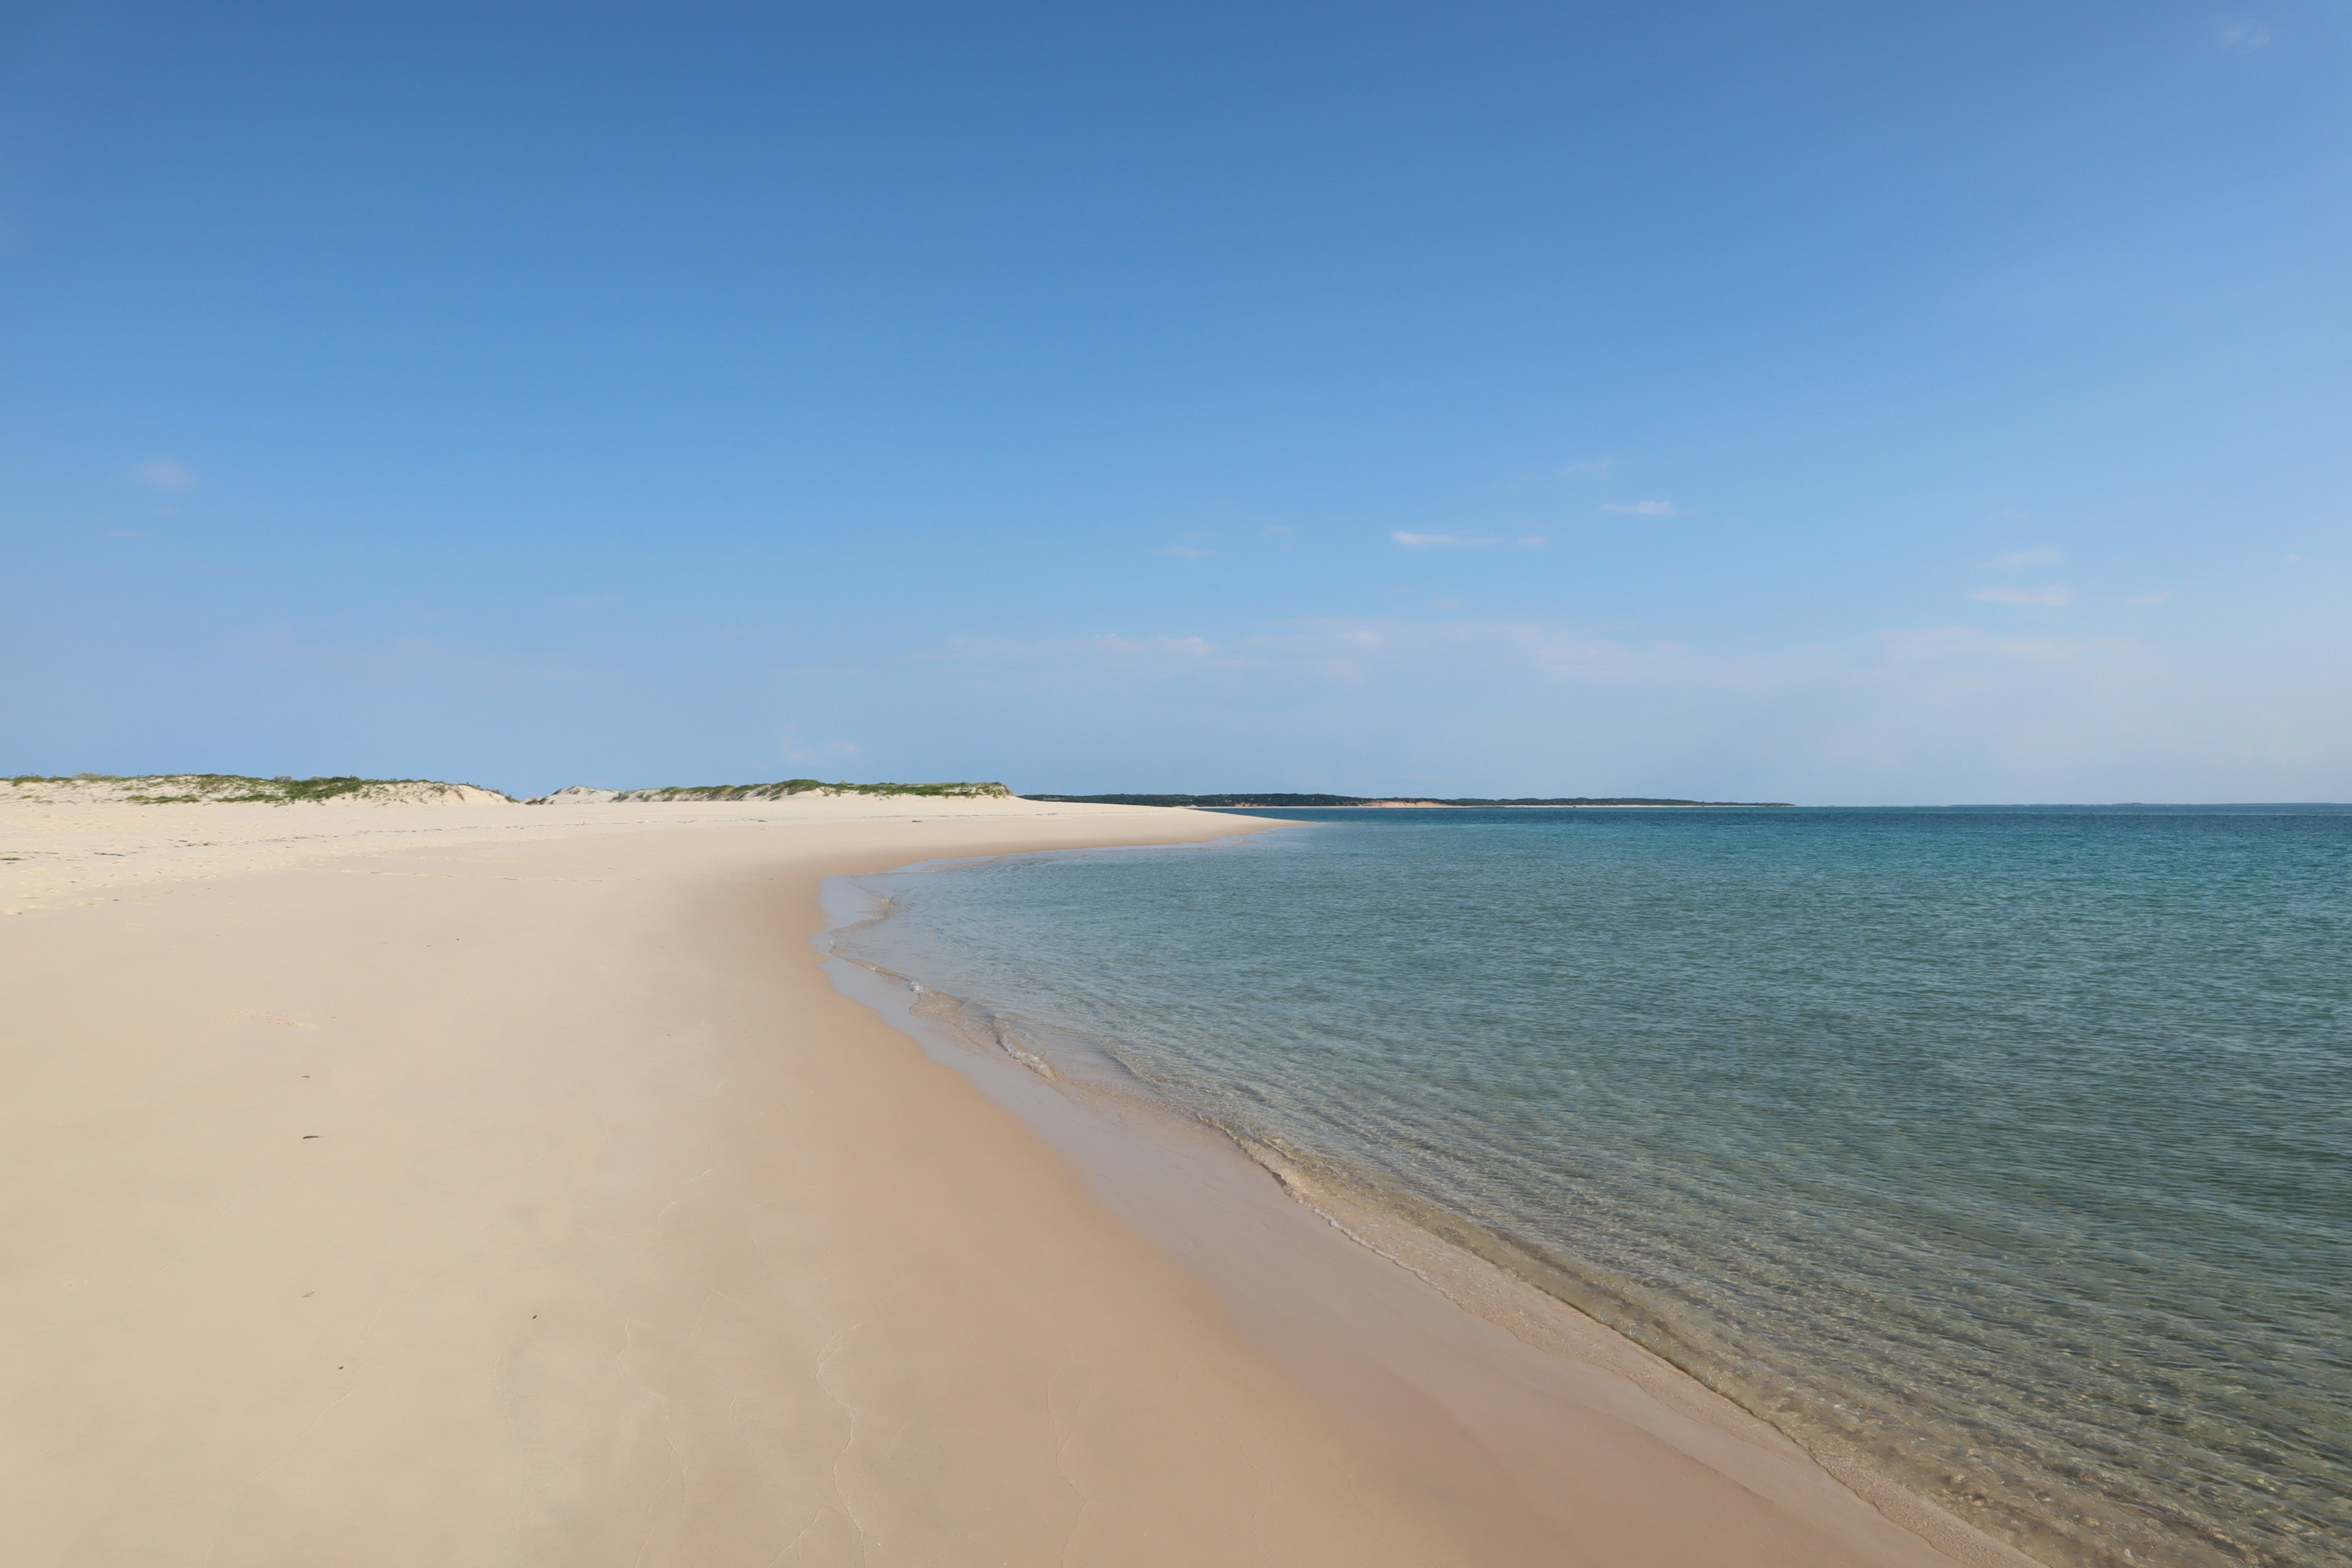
top-left (2, 775), bottom-right (516, 808)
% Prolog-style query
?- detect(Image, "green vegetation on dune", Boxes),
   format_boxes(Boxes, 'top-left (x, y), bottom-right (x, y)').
top-left (4, 773), bottom-right (514, 804)
top-left (611, 778), bottom-right (1011, 802)
top-left (5, 774), bottom-right (1012, 805)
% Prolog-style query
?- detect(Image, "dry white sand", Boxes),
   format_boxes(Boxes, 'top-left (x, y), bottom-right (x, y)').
top-left (2, 794), bottom-right (2025, 1566)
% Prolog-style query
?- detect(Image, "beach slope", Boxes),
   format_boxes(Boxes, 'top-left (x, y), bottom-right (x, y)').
top-left (2, 797), bottom-right (1997, 1566)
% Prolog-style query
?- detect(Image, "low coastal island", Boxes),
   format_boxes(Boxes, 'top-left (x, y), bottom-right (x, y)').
top-left (1026, 791), bottom-right (1796, 807)
top-left (4, 775), bottom-right (2014, 1568)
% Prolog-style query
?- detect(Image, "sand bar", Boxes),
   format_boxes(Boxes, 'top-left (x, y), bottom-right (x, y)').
top-left (5, 795), bottom-right (2017, 1565)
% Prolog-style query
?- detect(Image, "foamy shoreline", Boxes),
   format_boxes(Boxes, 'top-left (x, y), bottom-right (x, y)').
top-left (5, 794), bottom-right (2015, 1565)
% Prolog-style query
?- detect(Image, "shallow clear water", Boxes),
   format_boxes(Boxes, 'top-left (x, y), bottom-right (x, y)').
top-left (839, 807), bottom-right (2352, 1568)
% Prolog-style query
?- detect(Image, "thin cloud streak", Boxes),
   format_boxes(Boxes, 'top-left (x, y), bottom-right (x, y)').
top-left (932, 611), bottom-right (2337, 802)
top-left (130, 458), bottom-right (197, 494)
top-left (1972, 585), bottom-right (2076, 607)
top-left (1390, 532), bottom-right (1546, 549)
top-left (952, 617), bottom-right (2147, 692)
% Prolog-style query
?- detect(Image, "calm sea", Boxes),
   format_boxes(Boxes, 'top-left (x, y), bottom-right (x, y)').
top-left (837, 807), bottom-right (2351, 1568)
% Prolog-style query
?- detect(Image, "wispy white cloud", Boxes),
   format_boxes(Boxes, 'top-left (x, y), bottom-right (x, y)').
top-left (780, 731), bottom-right (863, 766)
top-left (1971, 584), bottom-right (2076, 607)
top-left (948, 616), bottom-right (2149, 701)
top-left (2128, 592), bottom-right (2172, 606)
top-left (1601, 500), bottom-right (1676, 516)
top-left (933, 610), bottom-right (2348, 802)
top-left (1991, 548), bottom-right (2063, 569)
top-left (1392, 530), bottom-right (1545, 549)
top-left (1161, 544), bottom-right (1216, 558)
top-left (1882, 627), bottom-right (2140, 663)
top-left (229, 628), bottom-right (573, 689)
top-left (949, 620), bottom-right (1732, 689)
top-left (2218, 20), bottom-right (2271, 50)
top-left (130, 457), bottom-right (197, 494)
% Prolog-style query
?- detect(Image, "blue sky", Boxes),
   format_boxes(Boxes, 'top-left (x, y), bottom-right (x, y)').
top-left (4, 1), bottom-right (2347, 802)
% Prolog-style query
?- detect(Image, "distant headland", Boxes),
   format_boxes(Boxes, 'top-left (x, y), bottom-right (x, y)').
top-left (1022, 793), bottom-right (1796, 809)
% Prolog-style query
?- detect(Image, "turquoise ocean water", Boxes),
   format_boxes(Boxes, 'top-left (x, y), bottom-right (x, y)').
top-left (837, 807), bottom-right (2350, 1567)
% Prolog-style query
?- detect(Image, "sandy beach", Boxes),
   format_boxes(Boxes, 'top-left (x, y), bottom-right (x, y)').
top-left (4, 794), bottom-right (2021, 1566)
